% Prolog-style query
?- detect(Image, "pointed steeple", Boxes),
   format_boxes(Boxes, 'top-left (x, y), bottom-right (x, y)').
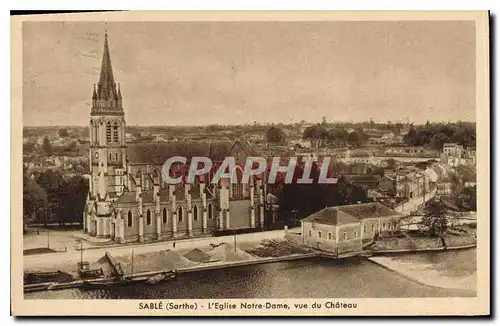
top-left (92, 30), bottom-right (123, 115)
top-left (98, 32), bottom-right (115, 97)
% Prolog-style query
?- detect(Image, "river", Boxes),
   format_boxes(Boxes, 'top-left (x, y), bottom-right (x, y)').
top-left (25, 249), bottom-right (476, 299)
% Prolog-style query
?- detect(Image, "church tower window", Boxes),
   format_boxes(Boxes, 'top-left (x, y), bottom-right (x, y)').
top-left (231, 168), bottom-right (243, 199)
top-left (113, 122), bottom-right (119, 142)
top-left (106, 122), bottom-right (112, 143)
top-left (146, 210), bottom-right (151, 225)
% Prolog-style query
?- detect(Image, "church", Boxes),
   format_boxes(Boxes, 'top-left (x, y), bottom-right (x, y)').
top-left (83, 33), bottom-right (269, 243)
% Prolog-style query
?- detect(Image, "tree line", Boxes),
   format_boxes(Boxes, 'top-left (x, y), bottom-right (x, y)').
top-left (269, 160), bottom-right (369, 227)
top-left (23, 168), bottom-right (89, 227)
top-left (403, 121), bottom-right (476, 149)
top-left (302, 124), bottom-right (368, 147)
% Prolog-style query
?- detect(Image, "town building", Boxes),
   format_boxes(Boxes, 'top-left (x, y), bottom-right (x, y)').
top-left (442, 143), bottom-right (467, 167)
top-left (83, 33), bottom-right (269, 243)
top-left (298, 203), bottom-right (401, 254)
top-left (443, 143), bottom-right (465, 158)
top-left (343, 149), bottom-right (375, 165)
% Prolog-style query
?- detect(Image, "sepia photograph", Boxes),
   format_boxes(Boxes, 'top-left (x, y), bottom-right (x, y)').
top-left (11, 11), bottom-right (490, 316)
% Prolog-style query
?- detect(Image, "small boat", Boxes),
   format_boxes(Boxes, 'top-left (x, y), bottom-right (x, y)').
top-left (146, 271), bottom-right (177, 285)
top-left (24, 283), bottom-right (52, 293)
top-left (146, 274), bottom-right (166, 285)
top-left (80, 279), bottom-right (117, 290)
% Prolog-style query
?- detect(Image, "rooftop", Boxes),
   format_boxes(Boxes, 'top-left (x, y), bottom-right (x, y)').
top-left (302, 202), bottom-right (401, 226)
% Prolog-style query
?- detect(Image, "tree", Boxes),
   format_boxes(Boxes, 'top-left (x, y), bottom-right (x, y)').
top-left (430, 133), bottom-right (451, 150)
top-left (384, 158), bottom-right (397, 170)
top-left (347, 131), bottom-right (360, 146)
top-left (303, 125), bottom-right (327, 141)
top-left (23, 182), bottom-right (47, 220)
top-left (355, 128), bottom-right (368, 142)
top-left (450, 171), bottom-right (464, 197)
top-left (265, 126), bottom-right (286, 144)
top-left (326, 128), bottom-right (348, 147)
top-left (58, 128), bottom-right (69, 137)
top-left (421, 199), bottom-right (448, 236)
top-left (459, 186), bottom-right (477, 211)
top-left (65, 140), bottom-right (78, 152)
top-left (23, 169), bottom-right (48, 229)
top-left (59, 176), bottom-right (89, 226)
top-left (42, 136), bottom-right (52, 155)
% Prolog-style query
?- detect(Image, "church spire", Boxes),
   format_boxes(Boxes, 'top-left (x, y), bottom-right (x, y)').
top-left (92, 29), bottom-right (123, 114)
top-left (98, 32), bottom-right (116, 97)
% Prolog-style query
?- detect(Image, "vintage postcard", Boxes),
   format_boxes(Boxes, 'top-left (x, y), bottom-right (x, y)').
top-left (11, 11), bottom-right (490, 316)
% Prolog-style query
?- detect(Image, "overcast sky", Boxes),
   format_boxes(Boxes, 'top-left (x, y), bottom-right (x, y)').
top-left (22, 21), bottom-right (476, 126)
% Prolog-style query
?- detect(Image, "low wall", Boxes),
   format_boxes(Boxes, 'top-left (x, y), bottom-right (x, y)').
top-left (285, 233), bottom-right (303, 245)
top-left (374, 237), bottom-right (415, 251)
top-left (337, 239), bottom-right (363, 254)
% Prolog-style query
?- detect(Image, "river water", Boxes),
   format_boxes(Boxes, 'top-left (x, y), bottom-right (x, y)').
top-left (25, 249), bottom-right (476, 299)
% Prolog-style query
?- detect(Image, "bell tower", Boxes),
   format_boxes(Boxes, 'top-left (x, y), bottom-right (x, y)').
top-left (88, 31), bottom-right (127, 199)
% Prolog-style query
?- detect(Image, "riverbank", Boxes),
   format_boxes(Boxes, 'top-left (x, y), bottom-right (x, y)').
top-left (368, 224), bottom-right (476, 253)
top-left (24, 235), bottom-right (477, 294)
top-left (369, 248), bottom-right (477, 292)
top-left (24, 245), bottom-right (319, 292)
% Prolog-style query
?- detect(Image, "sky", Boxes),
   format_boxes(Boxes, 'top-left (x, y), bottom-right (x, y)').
top-left (22, 21), bottom-right (476, 126)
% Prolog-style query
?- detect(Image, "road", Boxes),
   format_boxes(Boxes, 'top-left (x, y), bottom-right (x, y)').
top-left (23, 229), bottom-right (290, 273)
top-left (399, 212), bottom-right (477, 231)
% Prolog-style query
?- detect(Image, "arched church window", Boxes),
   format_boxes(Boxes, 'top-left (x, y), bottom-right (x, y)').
top-left (109, 153), bottom-right (112, 161)
top-left (146, 210), bottom-right (151, 225)
top-left (208, 204), bottom-right (213, 219)
top-left (162, 208), bottom-right (167, 224)
top-left (127, 211), bottom-right (133, 227)
top-left (193, 205), bottom-right (198, 221)
top-left (231, 168), bottom-right (243, 199)
top-left (106, 122), bottom-right (112, 143)
top-left (113, 122), bottom-right (119, 143)
top-left (178, 207), bottom-right (183, 222)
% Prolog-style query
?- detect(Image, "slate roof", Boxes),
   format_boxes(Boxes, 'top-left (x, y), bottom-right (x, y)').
top-left (337, 202), bottom-right (401, 220)
top-left (456, 165), bottom-right (477, 183)
top-left (302, 207), bottom-right (360, 226)
top-left (115, 192), bottom-right (137, 204)
top-left (344, 174), bottom-right (382, 184)
top-left (126, 139), bottom-right (258, 165)
top-left (302, 202), bottom-right (400, 226)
